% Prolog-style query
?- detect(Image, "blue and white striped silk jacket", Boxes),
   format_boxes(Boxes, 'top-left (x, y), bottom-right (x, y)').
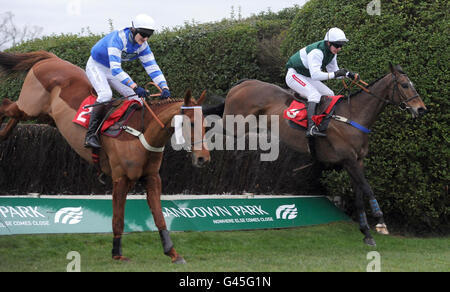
top-left (90, 27), bottom-right (167, 89)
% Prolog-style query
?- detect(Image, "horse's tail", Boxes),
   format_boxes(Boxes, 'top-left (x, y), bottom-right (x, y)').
top-left (0, 50), bottom-right (56, 76)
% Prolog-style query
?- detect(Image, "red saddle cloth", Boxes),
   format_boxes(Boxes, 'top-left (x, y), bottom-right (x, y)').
top-left (283, 95), bottom-right (344, 128)
top-left (283, 100), bottom-right (308, 127)
top-left (72, 95), bottom-right (140, 133)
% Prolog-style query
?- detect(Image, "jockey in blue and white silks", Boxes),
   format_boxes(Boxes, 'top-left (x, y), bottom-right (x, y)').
top-left (84, 14), bottom-right (170, 149)
top-left (90, 27), bottom-right (168, 91)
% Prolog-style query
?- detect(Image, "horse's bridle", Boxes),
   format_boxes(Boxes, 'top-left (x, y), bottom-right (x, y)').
top-left (180, 105), bottom-right (207, 152)
top-left (389, 73), bottom-right (420, 111)
top-left (343, 73), bottom-right (420, 111)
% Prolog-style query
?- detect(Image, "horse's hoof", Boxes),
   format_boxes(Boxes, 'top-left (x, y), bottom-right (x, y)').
top-left (363, 237), bottom-right (376, 247)
top-left (376, 223), bottom-right (389, 235)
top-left (113, 255), bottom-right (131, 262)
top-left (172, 256), bottom-right (186, 264)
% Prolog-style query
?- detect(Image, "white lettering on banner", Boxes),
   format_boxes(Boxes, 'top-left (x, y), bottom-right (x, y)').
top-left (179, 208), bottom-right (196, 218)
top-left (163, 205), bottom-right (270, 219)
top-left (213, 217), bottom-right (274, 224)
top-left (229, 205), bottom-right (269, 216)
top-left (163, 206), bottom-right (234, 218)
top-left (0, 206), bottom-right (45, 218)
top-left (215, 206), bottom-right (232, 216)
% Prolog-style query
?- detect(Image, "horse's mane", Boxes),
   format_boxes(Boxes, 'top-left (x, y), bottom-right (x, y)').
top-left (148, 98), bottom-right (184, 107)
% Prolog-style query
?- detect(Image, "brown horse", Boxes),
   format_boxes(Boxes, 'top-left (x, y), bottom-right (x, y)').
top-left (209, 64), bottom-right (427, 246)
top-left (0, 51), bottom-right (210, 263)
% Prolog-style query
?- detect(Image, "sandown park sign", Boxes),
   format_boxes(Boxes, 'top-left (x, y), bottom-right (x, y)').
top-left (0, 196), bottom-right (349, 235)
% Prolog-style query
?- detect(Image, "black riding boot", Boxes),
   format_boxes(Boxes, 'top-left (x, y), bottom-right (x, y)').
top-left (84, 103), bottom-right (107, 148)
top-left (306, 102), bottom-right (326, 138)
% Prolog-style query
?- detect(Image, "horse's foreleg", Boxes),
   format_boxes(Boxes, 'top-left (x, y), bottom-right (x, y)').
top-left (111, 176), bottom-right (131, 261)
top-left (345, 160), bottom-right (385, 246)
top-left (352, 182), bottom-right (376, 246)
top-left (355, 176), bottom-right (389, 235)
top-left (349, 161), bottom-right (388, 234)
top-left (146, 173), bottom-right (186, 264)
top-left (369, 198), bottom-right (389, 235)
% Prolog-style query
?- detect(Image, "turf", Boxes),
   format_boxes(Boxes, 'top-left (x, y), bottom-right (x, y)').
top-left (0, 222), bottom-right (448, 272)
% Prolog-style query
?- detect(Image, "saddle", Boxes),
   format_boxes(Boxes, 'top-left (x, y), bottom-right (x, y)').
top-left (73, 95), bottom-right (142, 137)
top-left (73, 95), bottom-right (142, 184)
top-left (283, 95), bottom-right (344, 132)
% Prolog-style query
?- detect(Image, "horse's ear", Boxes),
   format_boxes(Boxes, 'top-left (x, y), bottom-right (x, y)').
top-left (184, 89), bottom-right (192, 105)
top-left (389, 62), bottom-right (395, 73)
top-left (197, 90), bottom-right (207, 105)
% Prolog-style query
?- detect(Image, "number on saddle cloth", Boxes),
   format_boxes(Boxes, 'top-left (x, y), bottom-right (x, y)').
top-left (73, 95), bottom-right (142, 137)
top-left (283, 100), bottom-right (308, 128)
top-left (283, 95), bottom-right (344, 130)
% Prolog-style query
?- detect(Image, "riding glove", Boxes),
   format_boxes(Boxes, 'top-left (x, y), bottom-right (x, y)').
top-left (334, 68), bottom-right (348, 78)
top-left (160, 88), bottom-right (171, 99)
top-left (134, 86), bottom-right (148, 98)
top-left (346, 71), bottom-right (359, 81)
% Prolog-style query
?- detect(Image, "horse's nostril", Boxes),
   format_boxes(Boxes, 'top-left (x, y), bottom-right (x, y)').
top-left (418, 108), bottom-right (428, 116)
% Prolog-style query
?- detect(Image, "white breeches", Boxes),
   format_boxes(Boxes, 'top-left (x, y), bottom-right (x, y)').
top-left (285, 68), bottom-right (334, 103)
top-left (85, 56), bottom-right (140, 104)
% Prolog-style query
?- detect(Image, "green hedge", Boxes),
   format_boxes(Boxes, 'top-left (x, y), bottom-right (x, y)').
top-left (3, 9), bottom-right (296, 101)
top-left (0, 3), bottom-right (447, 234)
top-left (1, 33), bottom-right (99, 101)
top-left (282, 0), bottom-right (449, 234)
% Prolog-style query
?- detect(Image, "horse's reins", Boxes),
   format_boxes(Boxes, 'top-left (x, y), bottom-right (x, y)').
top-left (342, 73), bottom-right (419, 110)
top-left (332, 73), bottom-right (421, 135)
top-left (131, 83), bottom-right (207, 152)
top-left (141, 82), bottom-right (166, 129)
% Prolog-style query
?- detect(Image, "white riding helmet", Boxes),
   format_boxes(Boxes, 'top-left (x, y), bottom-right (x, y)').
top-left (324, 27), bottom-right (349, 45)
top-left (132, 14), bottom-right (156, 31)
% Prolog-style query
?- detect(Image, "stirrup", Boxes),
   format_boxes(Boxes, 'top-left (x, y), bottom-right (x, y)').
top-left (84, 135), bottom-right (101, 149)
top-left (306, 125), bottom-right (326, 137)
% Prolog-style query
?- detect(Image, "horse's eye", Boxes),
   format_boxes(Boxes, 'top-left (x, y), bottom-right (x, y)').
top-left (401, 83), bottom-right (409, 88)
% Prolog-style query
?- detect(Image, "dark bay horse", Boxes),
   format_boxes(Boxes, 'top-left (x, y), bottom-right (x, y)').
top-left (213, 64), bottom-right (427, 246)
top-left (0, 51), bottom-right (210, 262)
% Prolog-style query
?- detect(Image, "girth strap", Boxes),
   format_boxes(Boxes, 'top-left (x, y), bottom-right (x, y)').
top-left (121, 125), bottom-right (165, 152)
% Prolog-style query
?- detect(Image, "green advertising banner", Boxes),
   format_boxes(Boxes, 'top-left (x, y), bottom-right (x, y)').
top-left (0, 196), bottom-right (349, 235)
